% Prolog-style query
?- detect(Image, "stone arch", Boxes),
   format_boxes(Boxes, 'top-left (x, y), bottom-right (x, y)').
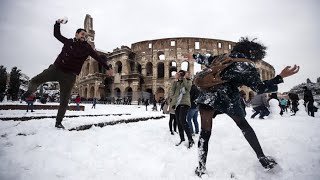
top-left (145, 88), bottom-right (153, 100)
top-left (157, 62), bottom-right (164, 78)
top-left (85, 62), bottom-right (90, 75)
top-left (104, 88), bottom-right (111, 98)
top-left (114, 87), bottom-right (121, 98)
top-left (181, 61), bottom-right (189, 71)
top-left (146, 62), bottom-right (153, 76)
top-left (90, 86), bottom-right (95, 98)
top-left (125, 87), bottom-right (133, 98)
top-left (99, 88), bottom-right (106, 100)
top-left (129, 60), bottom-right (135, 73)
top-left (157, 51), bottom-right (165, 60)
top-left (84, 88), bottom-right (88, 98)
top-left (137, 63), bottom-right (142, 74)
top-left (115, 61), bottom-right (122, 74)
top-left (169, 61), bottom-right (177, 77)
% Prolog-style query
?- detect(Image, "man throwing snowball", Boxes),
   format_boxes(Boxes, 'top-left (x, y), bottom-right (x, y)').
top-left (22, 18), bottom-right (113, 129)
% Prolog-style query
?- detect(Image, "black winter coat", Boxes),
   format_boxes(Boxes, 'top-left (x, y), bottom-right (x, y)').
top-left (53, 22), bottom-right (109, 75)
top-left (196, 57), bottom-right (283, 117)
top-left (304, 89), bottom-right (314, 103)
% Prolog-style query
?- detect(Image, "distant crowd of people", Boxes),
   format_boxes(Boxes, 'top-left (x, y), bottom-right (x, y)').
top-left (245, 86), bottom-right (317, 119)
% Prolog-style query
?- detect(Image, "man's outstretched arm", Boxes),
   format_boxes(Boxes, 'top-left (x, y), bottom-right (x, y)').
top-left (54, 20), bottom-right (68, 43)
top-left (88, 47), bottom-right (110, 70)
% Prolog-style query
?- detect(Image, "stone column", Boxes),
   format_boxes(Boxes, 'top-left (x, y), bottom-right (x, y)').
top-left (86, 84), bottom-right (90, 98)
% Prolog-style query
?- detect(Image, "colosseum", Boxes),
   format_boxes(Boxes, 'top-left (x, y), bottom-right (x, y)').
top-left (74, 14), bottom-right (275, 102)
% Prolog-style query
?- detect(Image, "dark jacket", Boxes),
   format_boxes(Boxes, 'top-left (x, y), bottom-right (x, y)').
top-left (196, 55), bottom-right (283, 117)
top-left (190, 84), bottom-right (200, 109)
top-left (53, 22), bottom-right (109, 75)
top-left (304, 89), bottom-right (314, 103)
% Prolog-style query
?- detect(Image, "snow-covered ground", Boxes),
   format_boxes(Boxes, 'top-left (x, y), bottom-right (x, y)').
top-left (0, 103), bottom-right (320, 180)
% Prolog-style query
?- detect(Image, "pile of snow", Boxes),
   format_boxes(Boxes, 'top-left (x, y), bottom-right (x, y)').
top-left (0, 103), bottom-right (319, 180)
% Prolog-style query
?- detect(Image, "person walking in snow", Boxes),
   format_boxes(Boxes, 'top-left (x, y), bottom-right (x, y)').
top-left (192, 37), bottom-right (299, 177)
top-left (75, 94), bottom-right (81, 111)
top-left (26, 93), bottom-right (36, 112)
top-left (92, 98), bottom-right (97, 109)
top-left (303, 86), bottom-right (315, 117)
top-left (288, 93), bottom-right (299, 116)
top-left (21, 18), bottom-right (113, 129)
top-left (279, 98), bottom-right (288, 115)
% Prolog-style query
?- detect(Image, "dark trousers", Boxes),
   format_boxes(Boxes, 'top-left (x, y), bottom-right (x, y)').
top-left (25, 64), bottom-right (76, 123)
top-left (169, 113), bottom-right (177, 132)
top-left (251, 106), bottom-right (270, 118)
top-left (307, 101), bottom-right (315, 117)
top-left (175, 105), bottom-right (192, 141)
top-left (26, 101), bottom-right (34, 112)
top-left (198, 105), bottom-right (265, 170)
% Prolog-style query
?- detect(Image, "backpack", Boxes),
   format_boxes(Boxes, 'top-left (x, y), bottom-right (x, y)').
top-left (193, 54), bottom-right (252, 90)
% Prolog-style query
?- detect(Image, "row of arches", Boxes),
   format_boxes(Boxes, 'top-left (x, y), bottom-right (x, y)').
top-left (114, 61), bottom-right (190, 78)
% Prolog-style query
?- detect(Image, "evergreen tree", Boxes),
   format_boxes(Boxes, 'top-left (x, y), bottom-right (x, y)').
top-left (317, 77), bottom-right (320, 83)
top-left (7, 67), bottom-right (21, 101)
top-left (0, 65), bottom-right (8, 101)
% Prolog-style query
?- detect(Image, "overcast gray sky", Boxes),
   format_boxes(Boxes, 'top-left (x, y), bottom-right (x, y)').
top-left (1, 0), bottom-right (319, 92)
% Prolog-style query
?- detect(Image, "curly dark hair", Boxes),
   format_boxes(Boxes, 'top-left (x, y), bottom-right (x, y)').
top-left (231, 37), bottom-right (267, 61)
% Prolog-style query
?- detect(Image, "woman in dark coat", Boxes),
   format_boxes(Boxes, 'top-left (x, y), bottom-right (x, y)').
top-left (192, 37), bottom-right (299, 177)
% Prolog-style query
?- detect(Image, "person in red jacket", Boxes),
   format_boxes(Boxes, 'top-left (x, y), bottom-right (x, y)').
top-left (75, 94), bottom-right (81, 111)
top-left (26, 93), bottom-right (36, 112)
top-left (22, 18), bottom-right (113, 129)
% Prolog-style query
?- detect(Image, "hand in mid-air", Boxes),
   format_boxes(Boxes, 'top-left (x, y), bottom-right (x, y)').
top-left (279, 65), bottom-right (299, 78)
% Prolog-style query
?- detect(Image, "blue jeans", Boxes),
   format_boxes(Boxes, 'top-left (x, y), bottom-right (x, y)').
top-left (187, 108), bottom-right (199, 134)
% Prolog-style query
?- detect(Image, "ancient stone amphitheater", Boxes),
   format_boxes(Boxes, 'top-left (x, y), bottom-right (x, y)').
top-left (74, 15), bottom-right (275, 102)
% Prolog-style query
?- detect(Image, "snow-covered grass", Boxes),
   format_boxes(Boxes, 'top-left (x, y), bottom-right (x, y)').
top-left (0, 103), bottom-right (320, 180)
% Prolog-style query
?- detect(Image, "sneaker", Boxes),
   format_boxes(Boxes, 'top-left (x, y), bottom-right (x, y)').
top-left (195, 166), bottom-right (206, 177)
top-left (259, 156), bottom-right (277, 170)
top-left (170, 131), bottom-right (174, 135)
top-left (259, 117), bottom-right (264, 119)
top-left (55, 122), bottom-right (65, 129)
top-left (175, 140), bottom-right (185, 146)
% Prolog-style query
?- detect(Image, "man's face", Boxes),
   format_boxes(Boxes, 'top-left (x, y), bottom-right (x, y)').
top-left (75, 30), bottom-right (87, 41)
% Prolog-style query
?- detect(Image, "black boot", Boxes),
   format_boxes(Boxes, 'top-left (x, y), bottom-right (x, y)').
top-left (175, 140), bottom-right (185, 146)
top-left (55, 122), bottom-right (65, 129)
top-left (196, 130), bottom-right (211, 176)
top-left (195, 166), bottom-right (206, 177)
top-left (188, 139), bottom-right (195, 148)
top-left (259, 156), bottom-right (277, 170)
